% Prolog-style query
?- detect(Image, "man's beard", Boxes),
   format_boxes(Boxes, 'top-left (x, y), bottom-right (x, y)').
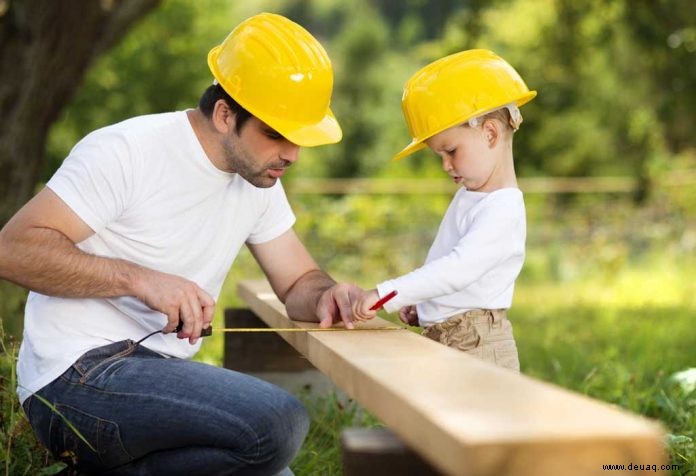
top-left (222, 137), bottom-right (287, 188)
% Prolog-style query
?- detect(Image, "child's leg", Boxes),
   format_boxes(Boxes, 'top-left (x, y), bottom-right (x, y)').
top-left (422, 310), bottom-right (520, 372)
top-left (470, 310), bottom-right (520, 372)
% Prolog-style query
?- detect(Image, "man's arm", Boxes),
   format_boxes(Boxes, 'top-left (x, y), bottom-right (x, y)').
top-left (247, 228), bottom-right (361, 328)
top-left (0, 187), bottom-right (133, 296)
top-left (0, 188), bottom-right (214, 342)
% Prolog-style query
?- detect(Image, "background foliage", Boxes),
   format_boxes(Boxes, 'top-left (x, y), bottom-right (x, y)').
top-left (43, 0), bottom-right (695, 189)
top-left (1, 0), bottom-right (695, 474)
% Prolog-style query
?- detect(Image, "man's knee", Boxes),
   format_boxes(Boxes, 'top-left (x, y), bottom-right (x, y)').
top-left (282, 395), bottom-right (310, 456)
top-left (274, 394), bottom-right (310, 459)
top-left (255, 392), bottom-right (310, 472)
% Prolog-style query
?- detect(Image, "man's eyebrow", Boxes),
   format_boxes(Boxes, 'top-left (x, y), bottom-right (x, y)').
top-left (261, 124), bottom-right (282, 136)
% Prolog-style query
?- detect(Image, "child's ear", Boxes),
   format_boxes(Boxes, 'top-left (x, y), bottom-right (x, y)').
top-left (482, 119), bottom-right (499, 148)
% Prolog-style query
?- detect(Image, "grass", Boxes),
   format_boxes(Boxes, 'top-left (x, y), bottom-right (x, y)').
top-left (291, 392), bottom-right (381, 475)
top-left (0, 323), bottom-right (66, 476)
top-left (513, 278), bottom-right (696, 471)
top-left (2, 193), bottom-right (695, 474)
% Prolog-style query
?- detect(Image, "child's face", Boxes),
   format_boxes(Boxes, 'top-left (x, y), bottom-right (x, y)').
top-left (425, 124), bottom-right (497, 191)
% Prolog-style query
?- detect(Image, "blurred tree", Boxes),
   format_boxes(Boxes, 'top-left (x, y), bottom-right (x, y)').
top-left (327, 1), bottom-right (389, 178)
top-left (373, 0), bottom-right (461, 45)
top-left (621, 0), bottom-right (696, 153)
top-left (0, 0), bottom-right (161, 226)
top-left (44, 0), bottom-right (238, 180)
top-left (4, 0), bottom-right (691, 208)
top-left (473, 0), bottom-right (693, 203)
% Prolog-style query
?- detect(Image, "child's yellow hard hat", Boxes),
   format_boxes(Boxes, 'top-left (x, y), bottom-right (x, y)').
top-left (208, 13), bottom-right (342, 147)
top-left (394, 49), bottom-right (536, 161)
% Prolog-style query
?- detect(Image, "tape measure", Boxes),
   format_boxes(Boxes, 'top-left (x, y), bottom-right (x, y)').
top-left (138, 324), bottom-right (404, 346)
top-left (198, 325), bottom-right (404, 336)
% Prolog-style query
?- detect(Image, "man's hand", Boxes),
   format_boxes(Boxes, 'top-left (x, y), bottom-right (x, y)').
top-left (134, 269), bottom-right (215, 344)
top-left (316, 282), bottom-right (363, 329)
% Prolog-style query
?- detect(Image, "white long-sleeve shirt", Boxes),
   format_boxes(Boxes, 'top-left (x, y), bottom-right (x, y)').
top-left (376, 187), bottom-right (526, 327)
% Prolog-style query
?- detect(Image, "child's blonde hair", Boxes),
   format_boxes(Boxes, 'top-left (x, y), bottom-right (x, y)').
top-left (466, 104), bottom-right (523, 134)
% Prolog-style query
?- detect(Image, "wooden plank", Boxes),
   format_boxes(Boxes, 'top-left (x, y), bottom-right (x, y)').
top-left (238, 280), bottom-right (667, 476)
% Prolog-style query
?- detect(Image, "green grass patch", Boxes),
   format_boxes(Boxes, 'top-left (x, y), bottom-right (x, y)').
top-left (0, 323), bottom-right (64, 475)
top-left (291, 392), bottom-right (380, 475)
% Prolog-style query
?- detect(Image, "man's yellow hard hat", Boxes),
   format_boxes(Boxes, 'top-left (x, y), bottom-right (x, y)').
top-left (394, 49), bottom-right (536, 161)
top-left (208, 12), bottom-right (342, 147)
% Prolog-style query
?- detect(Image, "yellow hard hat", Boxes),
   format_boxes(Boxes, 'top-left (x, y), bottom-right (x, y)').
top-left (208, 12), bottom-right (342, 147)
top-left (394, 49), bottom-right (537, 161)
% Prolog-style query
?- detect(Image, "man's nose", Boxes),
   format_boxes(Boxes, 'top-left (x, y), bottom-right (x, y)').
top-left (281, 143), bottom-right (300, 163)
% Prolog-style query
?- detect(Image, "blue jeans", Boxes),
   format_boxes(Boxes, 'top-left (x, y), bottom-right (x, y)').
top-left (22, 340), bottom-right (309, 475)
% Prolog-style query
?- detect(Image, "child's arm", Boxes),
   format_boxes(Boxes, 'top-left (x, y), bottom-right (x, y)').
top-left (376, 195), bottom-right (526, 312)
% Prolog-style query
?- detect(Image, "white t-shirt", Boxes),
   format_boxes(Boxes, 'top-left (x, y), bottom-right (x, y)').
top-left (17, 111), bottom-right (295, 403)
top-left (377, 187), bottom-right (526, 327)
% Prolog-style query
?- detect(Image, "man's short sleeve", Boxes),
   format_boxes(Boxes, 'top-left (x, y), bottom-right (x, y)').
top-left (46, 129), bottom-right (137, 234)
top-left (245, 181), bottom-right (296, 244)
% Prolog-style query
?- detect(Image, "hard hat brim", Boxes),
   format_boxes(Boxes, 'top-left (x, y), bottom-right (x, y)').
top-left (276, 108), bottom-right (343, 147)
top-left (393, 140), bottom-right (427, 161)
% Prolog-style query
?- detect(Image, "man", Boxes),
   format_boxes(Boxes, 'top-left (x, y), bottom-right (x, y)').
top-left (0, 12), bottom-right (360, 475)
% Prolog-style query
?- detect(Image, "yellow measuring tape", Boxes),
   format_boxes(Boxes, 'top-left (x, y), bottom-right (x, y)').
top-left (143, 325), bottom-right (405, 344)
top-left (201, 326), bottom-right (403, 336)
top-left (219, 327), bottom-right (401, 332)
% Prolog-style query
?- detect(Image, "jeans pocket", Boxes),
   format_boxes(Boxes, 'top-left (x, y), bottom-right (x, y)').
top-left (48, 403), bottom-right (132, 470)
top-left (75, 341), bottom-right (137, 387)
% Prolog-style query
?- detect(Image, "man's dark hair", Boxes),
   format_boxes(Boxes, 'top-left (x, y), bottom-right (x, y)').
top-left (199, 83), bottom-right (252, 134)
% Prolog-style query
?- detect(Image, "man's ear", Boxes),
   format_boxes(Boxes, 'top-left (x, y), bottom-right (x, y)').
top-left (482, 118), bottom-right (500, 148)
top-left (211, 99), bottom-right (236, 134)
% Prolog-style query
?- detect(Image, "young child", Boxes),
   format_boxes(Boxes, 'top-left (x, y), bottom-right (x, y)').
top-left (352, 49), bottom-right (536, 372)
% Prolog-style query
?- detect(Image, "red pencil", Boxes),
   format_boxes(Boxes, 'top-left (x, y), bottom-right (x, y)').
top-left (370, 290), bottom-right (398, 311)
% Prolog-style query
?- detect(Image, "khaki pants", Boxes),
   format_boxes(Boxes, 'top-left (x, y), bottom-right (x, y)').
top-left (422, 309), bottom-right (520, 372)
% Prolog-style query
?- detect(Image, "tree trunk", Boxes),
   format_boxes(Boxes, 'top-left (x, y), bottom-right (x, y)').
top-left (0, 0), bottom-right (161, 226)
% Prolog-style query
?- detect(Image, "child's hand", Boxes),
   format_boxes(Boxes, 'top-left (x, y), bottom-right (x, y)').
top-left (399, 305), bottom-right (418, 326)
top-left (352, 289), bottom-right (380, 321)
